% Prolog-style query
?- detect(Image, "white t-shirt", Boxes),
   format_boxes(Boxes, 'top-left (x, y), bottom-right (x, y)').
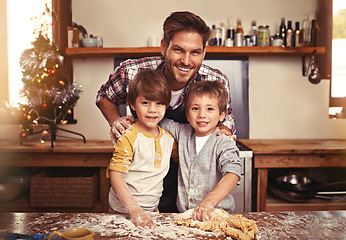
top-left (170, 88), bottom-right (184, 109)
top-left (195, 134), bottom-right (212, 155)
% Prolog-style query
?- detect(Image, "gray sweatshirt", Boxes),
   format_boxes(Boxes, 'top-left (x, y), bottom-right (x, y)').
top-left (159, 119), bottom-right (241, 213)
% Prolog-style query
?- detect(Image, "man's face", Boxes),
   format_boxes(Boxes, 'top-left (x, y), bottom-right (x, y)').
top-left (161, 31), bottom-right (206, 91)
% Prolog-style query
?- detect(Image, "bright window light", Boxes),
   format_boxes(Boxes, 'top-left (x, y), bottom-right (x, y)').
top-left (332, 0), bottom-right (346, 98)
top-left (7, 0), bottom-right (52, 106)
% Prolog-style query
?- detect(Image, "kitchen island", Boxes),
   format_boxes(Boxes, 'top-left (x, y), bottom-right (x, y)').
top-left (0, 211), bottom-right (345, 239)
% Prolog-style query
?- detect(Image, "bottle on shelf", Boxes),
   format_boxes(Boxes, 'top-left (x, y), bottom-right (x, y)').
top-left (220, 22), bottom-right (227, 46)
top-left (215, 26), bottom-right (222, 46)
top-left (245, 35), bottom-right (251, 46)
top-left (279, 17), bottom-right (286, 47)
top-left (235, 18), bottom-right (244, 47)
top-left (225, 29), bottom-right (234, 47)
top-left (209, 25), bottom-right (222, 46)
top-left (294, 21), bottom-right (301, 47)
top-left (311, 16), bottom-right (319, 47)
top-left (250, 20), bottom-right (257, 46)
top-left (228, 17), bottom-right (235, 40)
top-left (286, 20), bottom-right (293, 47)
top-left (301, 15), bottom-right (311, 46)
top-left (225, 18), bottom-right (235, 47)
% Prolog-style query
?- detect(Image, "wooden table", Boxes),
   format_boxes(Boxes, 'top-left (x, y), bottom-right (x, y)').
top-left (0, 140), bottom-right (114, 213)
top-left (0, 211), bottom-right (345, 239)
top-left (239, 139), bottom-right (346, 212)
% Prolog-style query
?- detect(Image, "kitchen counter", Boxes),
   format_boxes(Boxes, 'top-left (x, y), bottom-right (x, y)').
top-left (0, 211), bottom-right (345, 239)
top-left (238, 139), bottom-right (346, 212)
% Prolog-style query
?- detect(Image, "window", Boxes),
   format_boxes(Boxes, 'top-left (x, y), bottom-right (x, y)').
top-left (7, 0), bottom-right (52, 106)
top-left (318, 0), bottom-right (346, 118)
top-left (332, 0), bottom-right (346, 99)
top-left (330, 0), bottom-right (346, 117)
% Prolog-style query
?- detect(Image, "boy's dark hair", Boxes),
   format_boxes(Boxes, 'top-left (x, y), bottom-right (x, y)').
top-left (127, 70), bottom-right (171, 107)
top-left (163, 11), bottom-right (211, 48)
top-left (184, 81), bottom-right (228, 113)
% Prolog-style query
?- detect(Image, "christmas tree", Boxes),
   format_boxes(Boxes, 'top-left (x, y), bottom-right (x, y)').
top-left (18, 5), bottom-right (82, 147)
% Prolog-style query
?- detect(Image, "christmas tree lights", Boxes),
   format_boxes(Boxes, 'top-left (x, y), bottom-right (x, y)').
top-left (18, 4), bottom-right (83, 147)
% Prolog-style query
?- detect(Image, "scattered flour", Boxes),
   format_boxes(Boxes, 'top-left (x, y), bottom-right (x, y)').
top-left (26, 212), bottom-right (224, 239)
top-left (15, 211), bottom-right (346, 240)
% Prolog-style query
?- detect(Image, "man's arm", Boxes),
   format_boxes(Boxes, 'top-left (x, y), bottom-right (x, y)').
top-left (97, 98), bottom-right (121, 127)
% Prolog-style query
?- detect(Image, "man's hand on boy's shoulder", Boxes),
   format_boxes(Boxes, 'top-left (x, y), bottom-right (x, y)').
top-left (217, 126), bottom-right (237, 141)
top-left (111, 115), bottom-right (135, 143)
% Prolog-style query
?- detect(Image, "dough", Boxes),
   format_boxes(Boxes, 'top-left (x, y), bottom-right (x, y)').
top-left (173, 208), bottom-right (258, 240)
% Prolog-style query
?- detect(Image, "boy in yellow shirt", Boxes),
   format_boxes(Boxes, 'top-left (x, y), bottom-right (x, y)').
top-left (107, 70), bottom-right (176, 228)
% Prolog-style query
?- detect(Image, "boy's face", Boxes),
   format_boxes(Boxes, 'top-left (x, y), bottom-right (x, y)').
top-left (186, 94), bottom-right (226, 137)
top-left (130, 95), bottom-right (167, 134)
top-left (161, 31), bottom-right (206, 91)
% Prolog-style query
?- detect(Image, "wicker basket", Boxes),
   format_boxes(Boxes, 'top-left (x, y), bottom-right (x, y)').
top-left (30, 168), bottom-right (98, 208)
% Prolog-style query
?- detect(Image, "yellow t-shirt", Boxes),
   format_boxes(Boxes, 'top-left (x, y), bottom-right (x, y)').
top-left (107, 123), bottom-right (177, 213)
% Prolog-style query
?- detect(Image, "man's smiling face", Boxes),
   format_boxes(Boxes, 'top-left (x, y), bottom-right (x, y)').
top-left (161, 31), bottom-right (206, 91)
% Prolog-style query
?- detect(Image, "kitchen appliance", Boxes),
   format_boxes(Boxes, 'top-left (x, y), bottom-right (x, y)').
top-left (234, 141), bottom-right (253, 212)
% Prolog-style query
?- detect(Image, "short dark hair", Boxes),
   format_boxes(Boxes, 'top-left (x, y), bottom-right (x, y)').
top-left (184, 81), bottom-right (228, 113)
top-left (127, 70), bottom-right (171, 107)
top-left (163, 11), bottom-right (211, 48)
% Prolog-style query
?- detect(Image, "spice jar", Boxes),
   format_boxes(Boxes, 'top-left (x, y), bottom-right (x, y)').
top-left (272, 34), bottom-right (284, 47)
top-left (257, 25), bottom-right (270, 46)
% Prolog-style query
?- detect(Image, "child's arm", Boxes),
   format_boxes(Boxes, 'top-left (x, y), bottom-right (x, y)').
top-left (110, 170), bottom-right (156, 229)
top-left (192, 172), bottom-right (240, 221)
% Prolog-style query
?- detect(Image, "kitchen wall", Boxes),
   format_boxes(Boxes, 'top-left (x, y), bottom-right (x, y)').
top-left (60, 0), bottom-right (346, 140)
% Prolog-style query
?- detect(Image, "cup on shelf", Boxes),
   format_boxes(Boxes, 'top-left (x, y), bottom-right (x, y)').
top-left (82, 36), bottom-right (103, 47)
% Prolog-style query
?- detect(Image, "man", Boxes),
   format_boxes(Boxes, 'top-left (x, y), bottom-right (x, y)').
top-left (96, 11), bottom-right (235, 213)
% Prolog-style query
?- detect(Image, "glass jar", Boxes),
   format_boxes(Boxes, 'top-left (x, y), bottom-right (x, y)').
top-left (272, 33), bottom-right (284, 47)
top-left (257, 25), bottom-right (270, 46)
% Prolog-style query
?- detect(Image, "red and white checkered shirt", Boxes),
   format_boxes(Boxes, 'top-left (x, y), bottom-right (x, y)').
top-left (96, 56), bottom-right (236, 133)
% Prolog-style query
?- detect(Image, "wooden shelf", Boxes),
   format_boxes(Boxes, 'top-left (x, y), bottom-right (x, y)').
top-left (266, 195), bottom-right (346, 212)
top-left (65, 46), bottom-right (326, 58)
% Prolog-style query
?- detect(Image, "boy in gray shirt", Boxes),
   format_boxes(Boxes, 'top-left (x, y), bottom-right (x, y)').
top-left (160, 81), bottom-right (241, 221)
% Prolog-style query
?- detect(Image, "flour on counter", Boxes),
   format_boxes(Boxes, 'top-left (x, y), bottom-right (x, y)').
top-left (255, 211), bottom-right (346, 240)
top-left (26, 213), bottom-right (224, 239)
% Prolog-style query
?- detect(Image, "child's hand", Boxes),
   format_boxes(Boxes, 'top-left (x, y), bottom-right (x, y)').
top-left (130, 208), bottom-right (156, 229)
top-left (192, 201), bottom-right (214, 222)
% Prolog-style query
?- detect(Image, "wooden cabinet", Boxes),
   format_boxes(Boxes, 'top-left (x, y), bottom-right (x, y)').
top-left (0, 140), bottom-right (113, 213)
top-left (239, 139), bottom-right (346, 212)
top-left (3, 139), bottom-right (345, 213)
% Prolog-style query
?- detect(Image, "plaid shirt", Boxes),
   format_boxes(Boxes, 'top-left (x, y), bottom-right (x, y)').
top-left (96, 56), bottom-right (235, 133)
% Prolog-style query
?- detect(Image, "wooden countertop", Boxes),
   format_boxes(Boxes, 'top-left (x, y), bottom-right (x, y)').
top-left (0, 211), bottom-right (345, 239)
top-left (2, 139), bottom-right (345, 154)
top-left (0, 139), bottom-right (114, 153)
top-left (238, 139), bottom-right (346, 154)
